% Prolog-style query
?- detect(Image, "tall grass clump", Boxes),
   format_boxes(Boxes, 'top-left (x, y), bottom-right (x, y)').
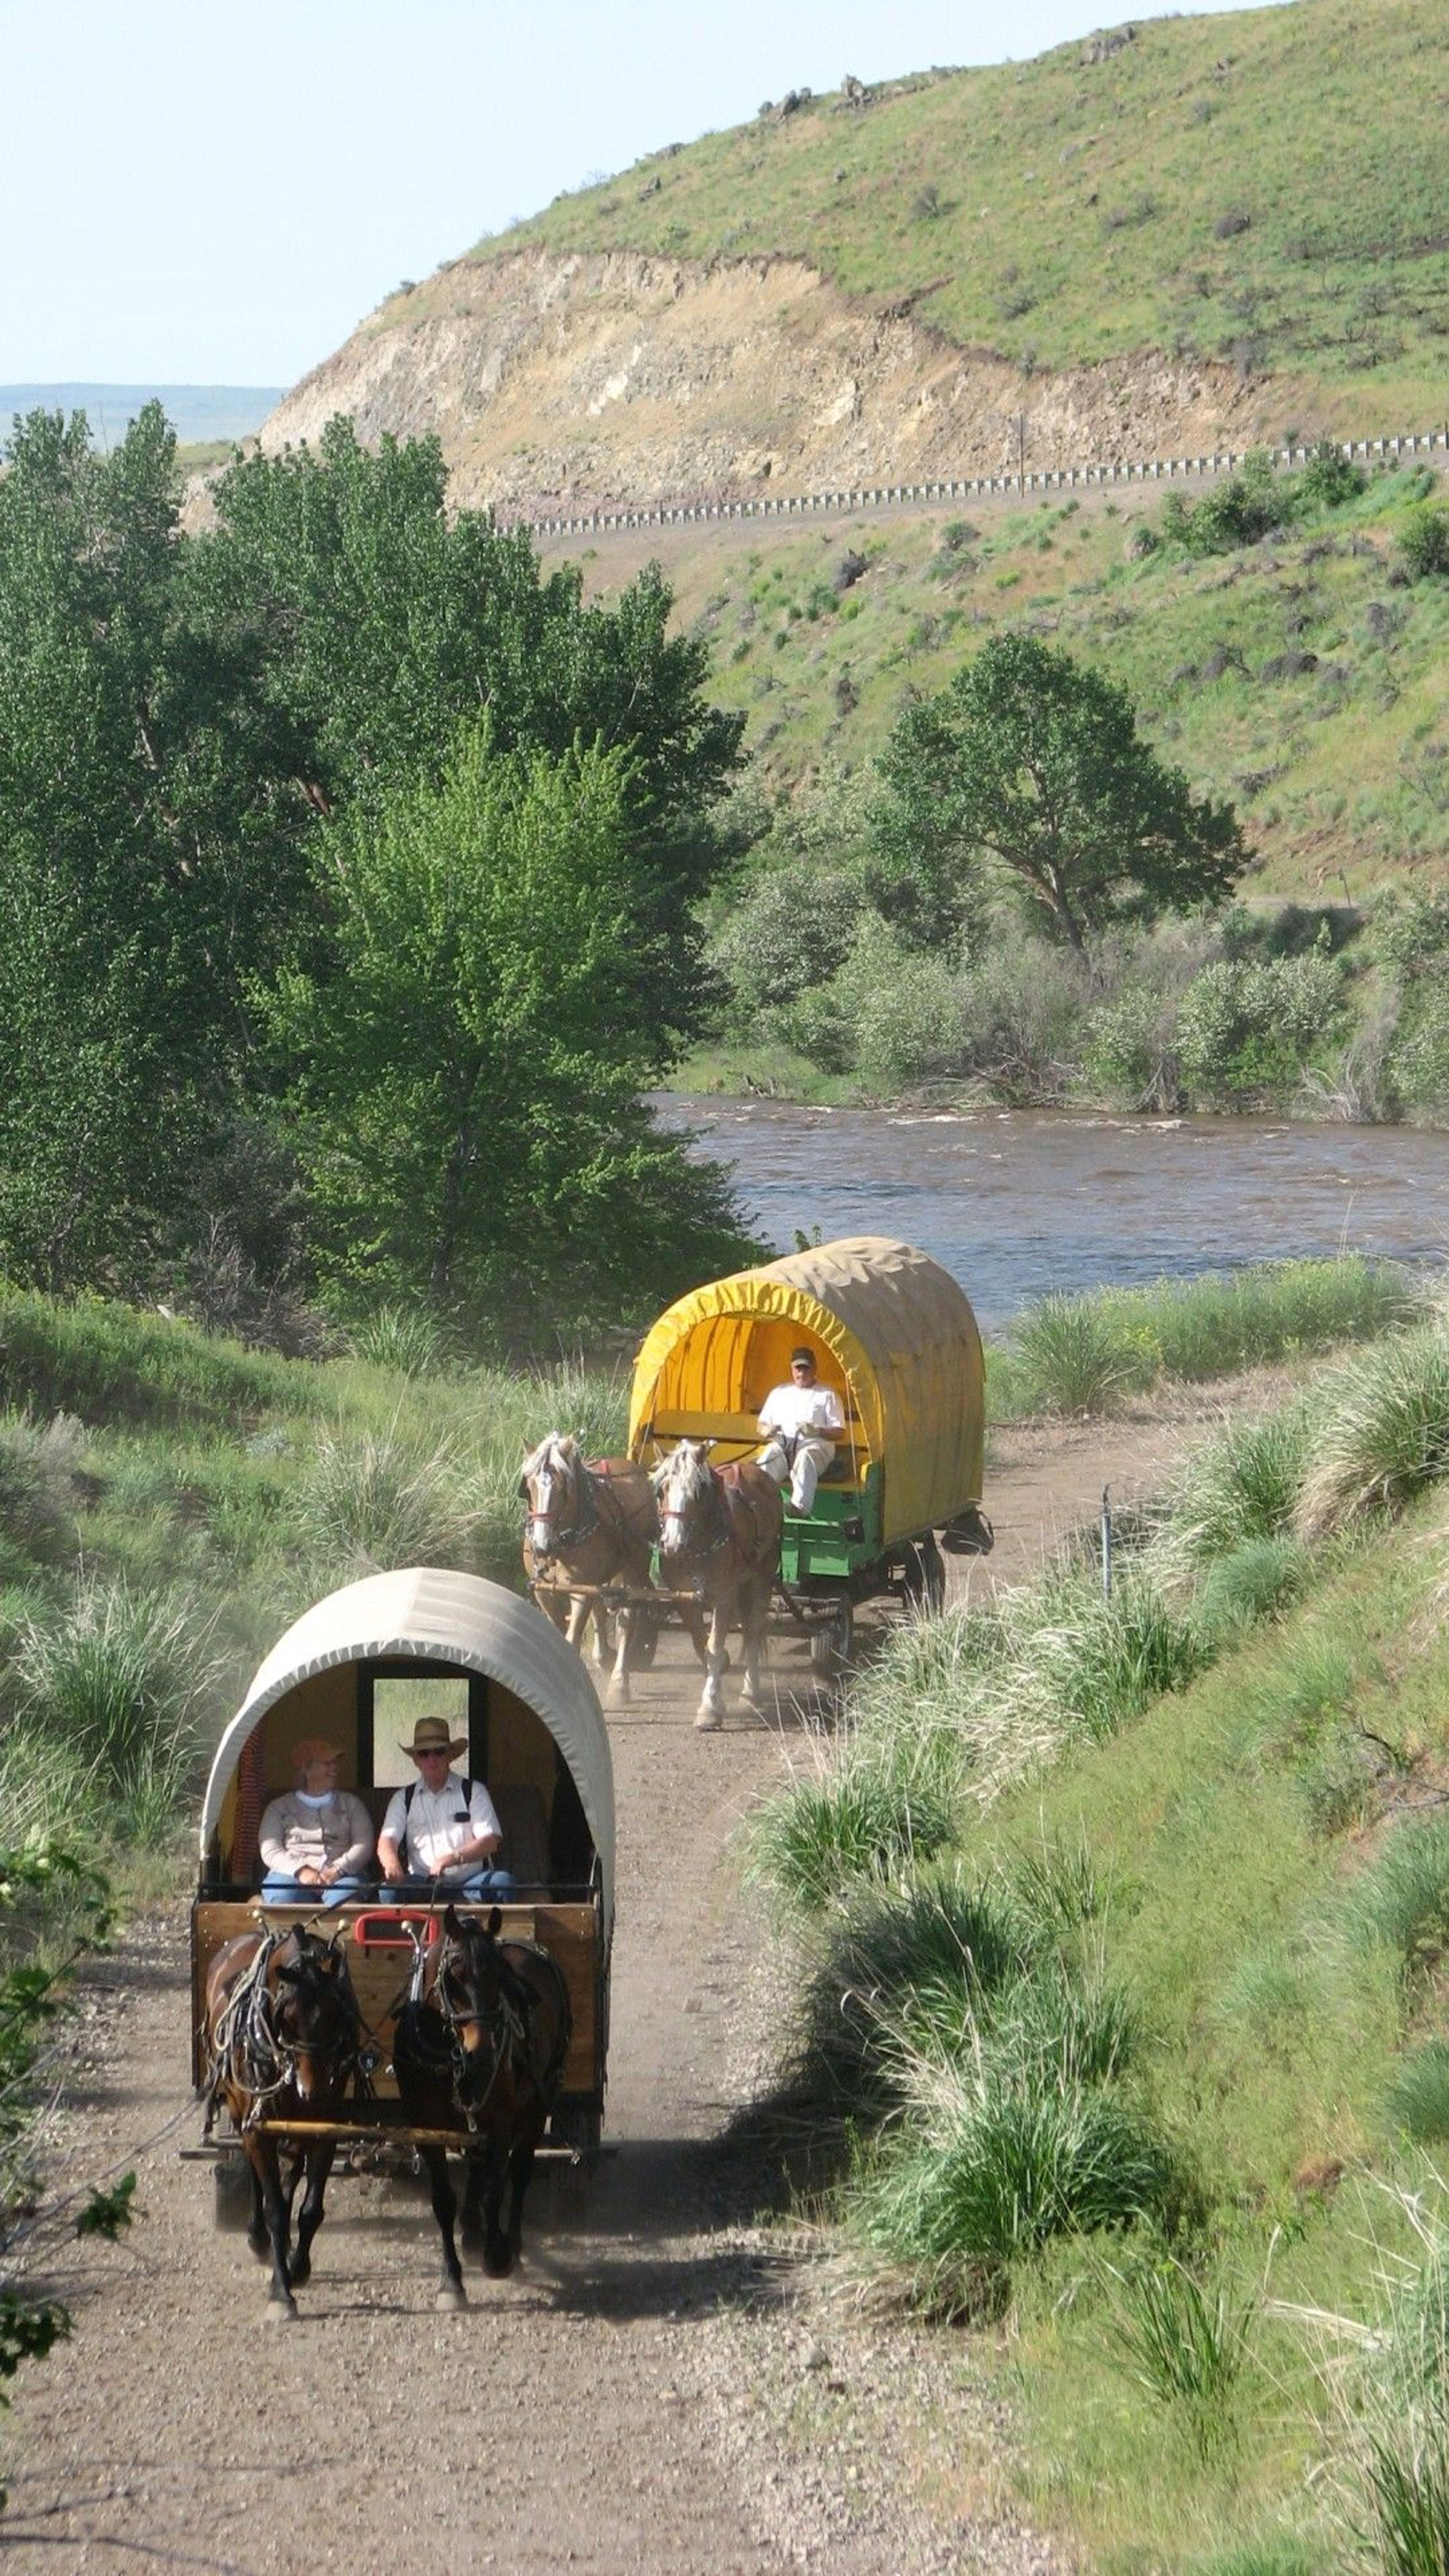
top-left (849, 2059), bottom-right (1179, 2315)
top-left (0, 1413), bottom-right (82, 1576)
top-left (8, 1579), bottom-right (218, 1838)
top-left (1346, 1813), bottom-right (1449, 1979)
top-left (787, 1866), bottom-right (1025, 2119)
top-left (1155, 1401), bottom-right (1318, 1572)
top-left (1364, 2431), bottom-right (1449, 2576)
top-left (1103, 2255), bottom-right (1257, 2462)
top-left (1296, 1323), bottom-right (1449, 1539)
top-left (1009, 1293), bottom-right (1137, 1415)
top-left (349, 1303), bottom-right (454, 1375)
top-left (295, 1429), bottom-right (473, 1574)
top-left (1384, 2043), bottom-right (1449, 2145)
top-left (744, 1751), bottom-right (959, 1913)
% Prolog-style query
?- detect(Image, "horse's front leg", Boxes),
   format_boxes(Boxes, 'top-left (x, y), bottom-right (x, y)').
top-left (608, 1604), bottom-right (633, 1705)
top-left (249, 2140), bottom-right (298, 2322)
top-left (480, 2132), bottom-right (514, 2276)
top-left (421, 2144), bottom-right (467, 2311)
top-left (696, 1598), bottom-right (729, 1731)
top-left (564, 1591), bottom-right (591, 1653)
top-left (739, 1577), bottom-right (768, 1714)
top-left (502, 2124), bottom-right (544, 2266)
top-left (289, 2142), bottom-right (337, 2289)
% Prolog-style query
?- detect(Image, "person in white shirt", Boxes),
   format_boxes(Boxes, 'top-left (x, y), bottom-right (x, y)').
top-left (757, 1346), bottom-right (846, 1516)
top-left (376, 1715), bottom-right (516, 1899)
top-left (259, 1738), bottom-right (374, 1905)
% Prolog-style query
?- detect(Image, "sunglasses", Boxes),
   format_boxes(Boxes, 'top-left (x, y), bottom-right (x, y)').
top-left (413, 1744), bottom-right (452, 1759)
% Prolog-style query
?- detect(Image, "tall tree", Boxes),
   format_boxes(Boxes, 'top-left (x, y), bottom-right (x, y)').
top-left (259, 725), bottom-right (761, 1336)
top-left (874, 634), bottom-right (1246, 953)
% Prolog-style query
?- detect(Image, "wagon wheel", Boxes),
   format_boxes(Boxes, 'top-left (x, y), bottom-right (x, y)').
top-left (902, 1534), bottom-right (946, 1617)
top-left (213, 2148), bottom-right (254, 2233)
top-left (809, 1597), bottom-right (854, 1675)
top-left (627, 1603), bottom-right (661, 1669)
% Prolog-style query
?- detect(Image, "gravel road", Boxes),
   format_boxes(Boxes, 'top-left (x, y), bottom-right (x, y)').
top-left (1, 1397), bottom-right (1219, 2574)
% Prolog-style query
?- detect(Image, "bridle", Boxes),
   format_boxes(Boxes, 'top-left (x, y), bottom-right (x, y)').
top-left (206, 1930), bottom-right (361, 2135)
top-left (401, 1929), bottom-right (529, 2130)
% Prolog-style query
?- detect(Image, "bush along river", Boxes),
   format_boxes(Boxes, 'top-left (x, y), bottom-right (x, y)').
top-left (655, 1098), bottom-right (1449, 1330)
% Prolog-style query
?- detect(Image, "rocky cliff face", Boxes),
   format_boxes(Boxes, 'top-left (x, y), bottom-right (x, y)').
top-left (260, 247), bottom-right (1272, 516)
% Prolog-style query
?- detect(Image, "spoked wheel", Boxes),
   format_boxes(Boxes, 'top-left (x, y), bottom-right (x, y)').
top-left (902, 1533), bottom-right (947, 1616)
top-left (627, 1604), bottom-right (661, 1669)
top-left (809, 1596), bottom-right (854, 1675)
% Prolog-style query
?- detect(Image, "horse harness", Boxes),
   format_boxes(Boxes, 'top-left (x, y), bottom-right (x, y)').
top-left (673, 1460), bottom-right (769, 1575)
top-left (531, 1452), bottom-right (638, 1555)
top-left (397, 1933), bottom-right (571, 2135)
top-left (204, 1929), bottom-right (363, 2137)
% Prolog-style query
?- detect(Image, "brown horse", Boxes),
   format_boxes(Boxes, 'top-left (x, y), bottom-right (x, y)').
top-left (203, 1924), bottom-right (362, 2323)
top-left (651, 1438), bottom-right (783, 1730)
top-left (392, 1905), bottom-right (572, 2308)
top-left (520, 1431), bottom-right (672, 1699)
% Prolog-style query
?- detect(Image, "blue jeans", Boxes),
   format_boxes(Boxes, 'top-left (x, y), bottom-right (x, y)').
top-left (260, 1873), bottom-right (371, 1908)
top-left (380, 1869), bottom-right (517, 1904)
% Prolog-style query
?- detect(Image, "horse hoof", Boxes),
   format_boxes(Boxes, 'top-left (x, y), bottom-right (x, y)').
top-left (289, 2257), bottom-right (311, 2288)
top-left (694, 1707), bottom-right (723, 1732)
top-left (483, 2245), bottom-right (515, 2279)
top-left (434, 2285), bottom-right (468, 2312)
top-left (262, 2300), bottom-right (300, 2327)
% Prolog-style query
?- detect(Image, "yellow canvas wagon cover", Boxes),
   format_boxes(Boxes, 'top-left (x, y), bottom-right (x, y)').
top-left (628, 1235), bottom-right (984, 1549)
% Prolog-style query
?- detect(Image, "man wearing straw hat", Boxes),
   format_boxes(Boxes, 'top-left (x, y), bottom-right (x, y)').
top-left (259, 1738), bottom-right (374, 1906)
top-left (376, 1715), bottom-right (516, 1900)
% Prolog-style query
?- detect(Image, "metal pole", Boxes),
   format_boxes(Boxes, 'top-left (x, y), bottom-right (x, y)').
top-left (1101, 1484), bottom-right (1113, 1601)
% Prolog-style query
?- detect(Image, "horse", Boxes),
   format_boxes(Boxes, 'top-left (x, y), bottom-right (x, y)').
top-left (391, 1905), bottom-right (572, 2308)
top-left (651, 1438), bottom-right (784, 1730)
top-left (203, 1924), bottom-right (363, 2323)
top-left (520, 1430), bottom-right (674, 1700)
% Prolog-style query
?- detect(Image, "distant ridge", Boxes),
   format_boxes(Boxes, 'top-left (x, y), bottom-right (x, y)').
top-left (0, 386), bottom-right (285, 447)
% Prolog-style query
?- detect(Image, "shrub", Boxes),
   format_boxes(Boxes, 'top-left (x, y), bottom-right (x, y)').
top-left (1177, 949), bottom-right (1342, 1105)
top-left (1084, 984), bottom-right (1182, 1110)
top-left (1297, 438), bottom-right (1366, 512)
top-left (1397, 507), bottom-right (1449, 581)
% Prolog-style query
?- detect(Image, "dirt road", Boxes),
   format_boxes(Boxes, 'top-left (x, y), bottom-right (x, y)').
top-left (1, 1395), bottom-right (1209, 2574)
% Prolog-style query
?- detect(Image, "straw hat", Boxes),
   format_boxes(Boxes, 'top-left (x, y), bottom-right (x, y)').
top-left (401, 1714), bottom-right (468, 1760)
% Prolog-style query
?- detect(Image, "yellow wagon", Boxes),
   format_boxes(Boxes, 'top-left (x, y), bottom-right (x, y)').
top-left (628, 1234), bottom-right (990, 1668)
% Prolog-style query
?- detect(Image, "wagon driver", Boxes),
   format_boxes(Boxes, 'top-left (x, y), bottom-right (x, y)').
top-left (757, 1345), bottom-right (845, 1516)
top-left (377, 1715), bottom-right (516, 1900)
top-left (258, 1737), bottom-right (374, 1906)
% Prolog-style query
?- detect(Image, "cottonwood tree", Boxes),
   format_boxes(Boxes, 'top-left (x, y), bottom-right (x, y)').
top-left (261, 726), bottom-right (761, 1338)
top-left (874, 634), bottom-right (1246, 953)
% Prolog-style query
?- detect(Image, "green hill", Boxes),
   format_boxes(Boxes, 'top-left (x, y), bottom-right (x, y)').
top-left (464, 0), bottom-right (1449, 432)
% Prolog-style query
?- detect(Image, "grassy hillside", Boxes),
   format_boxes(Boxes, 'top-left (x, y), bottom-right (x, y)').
top-left (456, 0), bottom-right (1449, 432)
top-left (560, 456), bottom-right (1449, 903)
top-left (748, 1297), bottom-right (1449, 2569)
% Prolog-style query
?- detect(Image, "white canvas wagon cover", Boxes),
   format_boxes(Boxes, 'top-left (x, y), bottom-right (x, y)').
top-left (199, 1568), bottom-right (615, 1930)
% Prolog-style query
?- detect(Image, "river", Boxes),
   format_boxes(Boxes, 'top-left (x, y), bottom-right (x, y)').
top-left (657, 1099), bottom-right (1449, 1329)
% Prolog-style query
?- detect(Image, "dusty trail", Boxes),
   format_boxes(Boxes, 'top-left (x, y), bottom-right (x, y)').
top-left (0, 1393), bottom-right (1218, 2574)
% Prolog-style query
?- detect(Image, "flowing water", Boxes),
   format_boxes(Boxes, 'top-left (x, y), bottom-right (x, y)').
top-left (657, 1099), bottom-right (1449, 1329)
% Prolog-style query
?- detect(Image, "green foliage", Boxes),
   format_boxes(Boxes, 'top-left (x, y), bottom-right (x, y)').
top-left (9, 1581), bottom-right (216, 1834)
top-left (1162, 455), bottom-right (1285, 557)
top-left (1103, 2256), bottom-right (1255, 2461)
top-left (294, 1431), bottom-right (472, 1576)
top-left (1384, 2041), bottom-right (1449, 2144)
top-left (1366, 2432), bottom-right (1449, 2576)
top-left (1176, 946), bottom-right (1342, 1106)
top-left (1009, 1293), bottom-right (1135, 1415)
top-left (261, 724), bottom-right (763, 1335)
top-left (787, 1868), bottom-right (1025, 2116)
top-left (1295, 1323), bottom-right (1449, 1538)
top-left (874, 633), bottom-right (1247, 952)
top-left (1346, 1812), bottom-right (1449, 1979)
top-left (348, 1305), bottom-right (454, 1376)
top-left (1397, 507), bottom-right (1449, 581)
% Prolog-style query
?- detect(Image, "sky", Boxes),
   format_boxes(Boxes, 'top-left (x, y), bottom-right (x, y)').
top-left (1, 0), bottom-right (1293, 389)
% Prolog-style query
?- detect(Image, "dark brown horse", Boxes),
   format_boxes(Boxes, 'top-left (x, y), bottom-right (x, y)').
top-left (203, 1925), bottom-right (362, 2322)
top-left (520, 1431), bottom-right (675, 1699)
top-left (392, 1905), bottom-right (572, 2308)
top-left (651, 1439), bottom-right (784, 1729)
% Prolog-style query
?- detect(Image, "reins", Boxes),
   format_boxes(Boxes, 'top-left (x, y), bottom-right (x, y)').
top-left (205, 1931), bottom-right (363, 2137)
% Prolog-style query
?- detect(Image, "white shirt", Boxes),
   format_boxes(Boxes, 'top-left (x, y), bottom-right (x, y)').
top-left (381, 1772), bottom-right (503, 1879)
top-left (758, 1380), bottom-right (845, 1439)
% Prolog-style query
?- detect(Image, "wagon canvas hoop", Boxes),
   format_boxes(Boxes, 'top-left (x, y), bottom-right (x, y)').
top-left (200, 1567), bottom-right (616, 1934)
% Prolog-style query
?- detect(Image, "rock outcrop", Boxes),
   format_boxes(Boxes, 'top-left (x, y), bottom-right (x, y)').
top-left (258, 246), bottom-right (1272, 518)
